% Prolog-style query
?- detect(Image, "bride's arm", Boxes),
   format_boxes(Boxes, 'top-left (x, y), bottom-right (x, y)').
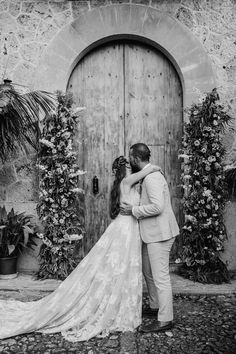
top-left (123, 165), bottom-right (161, 187)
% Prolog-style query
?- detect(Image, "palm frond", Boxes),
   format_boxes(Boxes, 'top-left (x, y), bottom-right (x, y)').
top-left (0, 87), bottom-right (56, 162)
top-left (225, 166), bottom-right (236, 198)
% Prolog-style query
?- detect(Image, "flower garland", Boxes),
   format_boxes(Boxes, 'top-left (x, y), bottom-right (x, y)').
top-left (36, 92), bottom-right (86, 280)
top-left (179, 89), bottom-right (232, 284)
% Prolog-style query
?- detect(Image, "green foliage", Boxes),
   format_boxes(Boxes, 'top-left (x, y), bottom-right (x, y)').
top-left (0, 206), bottom-right (38, 257)
top-left (179, 89), bottom-right (232, 284)
top-left (36, 92), bottom-right (86, 280)
top-left (0, 84), bottom-right (55, 162)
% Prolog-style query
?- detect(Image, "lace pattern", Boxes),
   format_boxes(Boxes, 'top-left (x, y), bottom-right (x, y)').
top-left (0, 182), bottom-right (142, 342)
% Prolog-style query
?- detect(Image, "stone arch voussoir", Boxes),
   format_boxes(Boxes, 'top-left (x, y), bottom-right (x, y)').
top-left (35, 4), bottom-right (216, 108)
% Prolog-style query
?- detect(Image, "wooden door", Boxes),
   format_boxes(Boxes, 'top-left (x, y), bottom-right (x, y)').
top-left (67, 43), bottom-right (124, 255)
top-left (67, 41), bottom-right (183, 257)
top-left (124, 42), bottom-right (183, 226)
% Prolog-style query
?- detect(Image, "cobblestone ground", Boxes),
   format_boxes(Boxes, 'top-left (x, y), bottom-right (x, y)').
top-left (0, 293), bottom-right (235, 354)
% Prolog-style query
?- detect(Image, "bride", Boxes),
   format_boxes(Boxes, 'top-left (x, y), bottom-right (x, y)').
top-left (0, 156), bottom-right (160, 342)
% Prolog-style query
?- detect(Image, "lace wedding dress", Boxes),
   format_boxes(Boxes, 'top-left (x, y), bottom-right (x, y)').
top-left (0, 181), bottom-right (142, 342)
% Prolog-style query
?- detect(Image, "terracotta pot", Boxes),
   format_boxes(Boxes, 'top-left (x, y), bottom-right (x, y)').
top-left (0, 256), bottom-right (18, 279)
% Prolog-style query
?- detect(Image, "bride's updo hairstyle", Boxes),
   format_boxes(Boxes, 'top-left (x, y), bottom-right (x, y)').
top-left (110, 156), bottom-right (128, 219)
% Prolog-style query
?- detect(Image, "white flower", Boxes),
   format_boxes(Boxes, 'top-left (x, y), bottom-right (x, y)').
top-left (62, 132), bottom-right (71, 139)
top-left (183, 174), bottom-right (191, 180)
top-left (72, 106), bottom-right (86, 115)
top-left (175, 258), bottom-right (181, 264)
top-left (39, 138), bottom-right (55, 149)
top-left (64, 233), bottom-right (83, 241)
top-left (185, 215), bottom-right (197, 223)
top-left (69, 170), bottom-right (87, 177)
top-left (178, 154), bottom-right (191, 159)
top-left (202, 189), bottom-right (212, 197)
top-left (70, 188), bottom-right (85, 194)
top-left (37, 164), bottom-right (47, 171)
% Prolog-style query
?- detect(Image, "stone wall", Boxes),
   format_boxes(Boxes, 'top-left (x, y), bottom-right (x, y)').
top-left (0, 0), bottom-right (235, 272)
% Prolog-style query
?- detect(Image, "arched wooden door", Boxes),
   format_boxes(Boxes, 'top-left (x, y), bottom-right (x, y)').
top-left (67, 41), bottom-right (183, 257)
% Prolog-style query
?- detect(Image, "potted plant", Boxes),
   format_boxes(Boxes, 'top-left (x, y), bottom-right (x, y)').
top-left (0, 206), bottom-right (38, 279)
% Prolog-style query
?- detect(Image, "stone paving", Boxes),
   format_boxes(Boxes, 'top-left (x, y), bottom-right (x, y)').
top-left (0, 273), bottom-right (236, 353)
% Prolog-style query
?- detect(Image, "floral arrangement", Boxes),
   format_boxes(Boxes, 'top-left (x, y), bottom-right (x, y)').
top-left (178, 89), bottom-right (232, 284)
top-left (36, 92), bottom-right (86, 280)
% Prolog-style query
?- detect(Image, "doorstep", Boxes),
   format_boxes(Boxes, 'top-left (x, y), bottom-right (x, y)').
top-left (0, 272), bottom-right (235, 296)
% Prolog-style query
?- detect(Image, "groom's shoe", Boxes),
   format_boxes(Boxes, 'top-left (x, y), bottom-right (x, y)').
top-left (142, 307), bottom-right (159, 317)
top-left (140, 320), bottom-right (173, 333)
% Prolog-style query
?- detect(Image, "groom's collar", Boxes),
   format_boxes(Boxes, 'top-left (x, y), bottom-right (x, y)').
top-left (142, 163), bottom-right (151, 170)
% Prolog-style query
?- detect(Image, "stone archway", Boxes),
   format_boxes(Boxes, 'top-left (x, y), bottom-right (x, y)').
top-left (34, 3), bottom-right (216, 109)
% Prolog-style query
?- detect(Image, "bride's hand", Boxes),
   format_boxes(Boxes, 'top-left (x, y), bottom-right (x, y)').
top-left (151, 165), bottom-right (164, 175)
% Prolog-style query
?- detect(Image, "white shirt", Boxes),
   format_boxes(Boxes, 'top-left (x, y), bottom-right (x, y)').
top-left (142, 163), bottom-right (151, 170)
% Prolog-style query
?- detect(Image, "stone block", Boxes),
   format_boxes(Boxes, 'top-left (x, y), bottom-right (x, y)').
top-left (53, 10), bottom-right (73, 28)
top-left (110, 0), bottom-right (130, 3)
top-left (0, 187), bottom-right (6, 201)
top-left (0, 12), bottom-right (17, 33)
top-left (71, 0), bottom-right (89, 19)
top-left (176, 6), bottom-right (196, 29)
top-left (0, 0), bottom-right (8, 12)
top-left (13, 62), bottom-right (36, 88)
top-left (6, 180), bottom-right (35, 202)
top-left (90, 0), bottom-right (111, 8)
top-left (180, 0), bottom-right (202, 11)
top-left (9, 0), bottom-right (21, 17)
top-left (71, 10), bottom-right (107, 44)
top-left (17, 29), bottom-right (36, 43)
top-left (19, 42), bottom-right (47, 64)
top-left (152, 0), bottom-right (181, 15)
top-left (22, 1), bottom-right (53, 20)
top-left (49, 0), bottom-right (71, 13)
top-left (59, 22), bottom-right (88, 51)
top-left (33, 60), bottom-right (68, 92)
top-left (0, 165), bottom-right (17, 186)
top-left (35, 21), bottom-right (59, 42)
top-left (16, 14), bottom-right (40, 32)
top-left (132, 0), bottom-right (150, 4)
top-left (45, 36), bottom-right (77, 63)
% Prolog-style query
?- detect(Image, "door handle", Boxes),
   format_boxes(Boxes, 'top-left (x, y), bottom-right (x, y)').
top-left (92, 176), bottom-right (99, 195)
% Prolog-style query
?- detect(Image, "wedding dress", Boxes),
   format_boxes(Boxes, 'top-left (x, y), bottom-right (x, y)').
top-left (0, 181), bottom-right (142, 342)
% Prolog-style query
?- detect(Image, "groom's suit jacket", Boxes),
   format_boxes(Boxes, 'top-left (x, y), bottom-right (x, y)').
top-left (132, 171), bottom-right (179, 243)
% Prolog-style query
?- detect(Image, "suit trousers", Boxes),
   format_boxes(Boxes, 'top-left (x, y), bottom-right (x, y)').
top-left (142, 237), bottom-right (175, 322)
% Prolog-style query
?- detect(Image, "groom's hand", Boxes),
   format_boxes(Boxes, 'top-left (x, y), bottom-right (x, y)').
top-left (120, 202), bottom-right (133, 215)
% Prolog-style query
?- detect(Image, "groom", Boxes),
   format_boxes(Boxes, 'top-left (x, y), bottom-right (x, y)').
top-left (120, 143), bottom-right (179, 332)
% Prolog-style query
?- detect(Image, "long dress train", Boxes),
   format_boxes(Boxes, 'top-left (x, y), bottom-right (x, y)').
top-left (0, 182), bottom-right (142, 342)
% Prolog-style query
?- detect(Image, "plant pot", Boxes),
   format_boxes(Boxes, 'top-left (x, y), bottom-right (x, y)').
top-left (0, 256), bottom-right (18, 279)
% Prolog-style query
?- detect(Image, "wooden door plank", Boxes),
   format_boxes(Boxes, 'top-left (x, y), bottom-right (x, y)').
top-left (68, 43), bottom-right (124, 255)
top-left (124, 42), bottom-right (183, 260)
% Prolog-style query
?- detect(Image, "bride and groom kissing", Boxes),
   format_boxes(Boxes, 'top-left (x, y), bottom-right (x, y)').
top-left (0, 143), bottom-right (179, 342)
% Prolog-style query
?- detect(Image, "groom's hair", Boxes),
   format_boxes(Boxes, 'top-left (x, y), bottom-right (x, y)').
top-left (130, 143), bottom-right (151, 162)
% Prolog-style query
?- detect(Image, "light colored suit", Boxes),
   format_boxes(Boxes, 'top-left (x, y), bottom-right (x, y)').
top-left (132, 171), bottom-right (179, 242)
top-left (132, 169), bottom-right (179, 322)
